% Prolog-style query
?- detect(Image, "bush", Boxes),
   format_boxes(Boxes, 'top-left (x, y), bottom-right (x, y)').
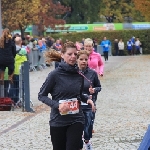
top-left (49, 29), bottom-right (150, 54)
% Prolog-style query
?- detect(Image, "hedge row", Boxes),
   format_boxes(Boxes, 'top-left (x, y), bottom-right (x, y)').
top-left (49, 29), bottom-right (150, 55)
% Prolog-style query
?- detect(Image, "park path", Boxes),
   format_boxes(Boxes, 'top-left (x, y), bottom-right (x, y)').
top-left (0, 55), bottom-right (150, 150)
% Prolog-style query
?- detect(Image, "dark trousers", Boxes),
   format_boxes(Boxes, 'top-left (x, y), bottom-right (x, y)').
top-left (94, 46), bottom-right (97, 52)
top-left (119, 50), bottom-right (124, 56)
top-left (136, 47), bottom-right (140, 55)
top-left (9, 75), bottom-right (19, 103)
top-left (115, 49), bottom-right (118, 56)
top-left (50, 123), bottom-right (84, 150)
top-left (103, 51), bottom-right (108, 61)
top-left (128, 49), bottom-right (132, 55)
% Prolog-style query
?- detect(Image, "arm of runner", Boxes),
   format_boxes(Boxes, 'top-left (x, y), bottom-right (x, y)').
top-left (93, 72), bottom-right (101, 93)
top-left (38, 71), bottom-right (59, 109)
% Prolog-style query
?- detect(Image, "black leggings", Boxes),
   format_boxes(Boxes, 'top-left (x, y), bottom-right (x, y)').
top-left (103, 51), bottom-right (108, 61)
top-left (0, 63), bottom-right (14, 75)
top-left (50, 123), bottom-right (84, 150)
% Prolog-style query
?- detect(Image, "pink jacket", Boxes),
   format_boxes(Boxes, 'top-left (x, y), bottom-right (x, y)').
top-left (88, 51), bottom-right (104, 75)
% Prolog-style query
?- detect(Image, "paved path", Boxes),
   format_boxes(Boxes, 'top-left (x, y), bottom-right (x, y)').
top-left (0, 55), bottom-right (150, 150)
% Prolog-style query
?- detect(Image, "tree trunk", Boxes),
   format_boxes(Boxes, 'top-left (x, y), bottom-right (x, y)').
top-left (20, 27), bottom-right (25, 38)
top-left (19, 23), bottom-right (25, 38)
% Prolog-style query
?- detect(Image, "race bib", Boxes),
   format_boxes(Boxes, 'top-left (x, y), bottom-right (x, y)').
top-left (59, 98), bottom-right (79, 115)
top-left (105, 44), bottom-right (108, 47)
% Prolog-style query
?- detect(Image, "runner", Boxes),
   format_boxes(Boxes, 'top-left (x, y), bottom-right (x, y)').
top-left (84, 38), bottom-right (104, 133)
top-left (77, 50), bottom-right (101, 150)
top-left (38, 41), bottom-right (95, 150)
top-left (100, 37), bottom-right (111, 61)
top-left (84, 38), bottom-right (104, 77)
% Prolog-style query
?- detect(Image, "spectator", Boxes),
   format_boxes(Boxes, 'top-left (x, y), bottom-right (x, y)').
top-left (81, 38), bottom-right (85, 46)
top-left (75, 41), bottom-right (81, 51)
top-left (42, 38), bottom-right (47, 51)
top-left (25, 35), bottom-right (31, 45)
top-left (9, 48), bottom-right (27, 106)
top-left (127, 39), bottom-right (133, 55)
top-left (53, 40), bottom-right (62, 51)
top-left (0, 28), bottom-right (16, 83)
top-left (93, 38), bottom-right (98, 52)
top-left (15, 37), bottom-right (22, 53)
top-left (118, 39), bottom-right (124, 56)
top-left (114, 39), bottom-right (119, 56)
top-left (46, 37), bottom-right (53, 48)
top-left (135, 37), bottom-right (141, 55)
top-left (131, 36), bottom-right (135, 55)
top-left (140, 41), bottom-right (143, 55)
top-left (32, 40), bottom-right (38, 51)
top-left (21, 37), bottom-right (26, 47)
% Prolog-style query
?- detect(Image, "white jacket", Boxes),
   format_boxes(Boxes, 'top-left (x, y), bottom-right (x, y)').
top-left (118, 41), bottom-right (124, 50)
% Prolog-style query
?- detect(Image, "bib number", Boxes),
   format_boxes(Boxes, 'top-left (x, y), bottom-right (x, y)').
top-left (105, 44), bottom-right (108, 47)
top-left (59, 98), bottom-right (79, 115)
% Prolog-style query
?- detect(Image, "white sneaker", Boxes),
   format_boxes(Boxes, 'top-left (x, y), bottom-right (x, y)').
top-left (84, 141), bottom-right (92, 150)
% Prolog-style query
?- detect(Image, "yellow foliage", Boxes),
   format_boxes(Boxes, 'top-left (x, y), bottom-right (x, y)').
top-left (99, 0), bottom-right (142, 22)
top-left (133, 0), bottom-right (150, 21)
top-left (2, 0), bottom-right (41, 31)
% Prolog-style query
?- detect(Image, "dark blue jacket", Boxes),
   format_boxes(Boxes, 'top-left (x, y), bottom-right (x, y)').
top-left (38, 60), bottom-right (88, 127)
top-left (79, 67), bottom-right (101, 109)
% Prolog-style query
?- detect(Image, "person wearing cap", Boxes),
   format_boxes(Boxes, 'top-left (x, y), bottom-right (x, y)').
top-left (9, 48), bottom-right (27, 106)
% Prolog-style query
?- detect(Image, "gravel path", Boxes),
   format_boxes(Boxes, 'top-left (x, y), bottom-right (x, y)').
top-left (0, 55), bottom-right (150, 150)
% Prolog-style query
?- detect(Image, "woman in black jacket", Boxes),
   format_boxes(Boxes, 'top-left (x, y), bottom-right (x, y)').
top-left (38, 42), bottom-right (95, 150)
top-left (77, 50), bottom-right (101, 150)
top-left (0, 28), bottom-right (16, 83)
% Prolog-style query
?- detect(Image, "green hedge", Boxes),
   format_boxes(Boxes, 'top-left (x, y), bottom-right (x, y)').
top-left (49, 29), bottom-right (150, 55)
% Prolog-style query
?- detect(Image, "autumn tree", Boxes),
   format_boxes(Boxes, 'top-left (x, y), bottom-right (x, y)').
top-left (2, 0), bottom-right (41, 37)
top-left (35, 0), bottom-right (69, 36)
top-left (2, 0), bottom-right (69, 37)
top-left (133, 0), bottom-right (150, 21)
top-left (99, 0), bottom-right (144, 23)
top-left (59, 0), bottom-right (101, 24)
